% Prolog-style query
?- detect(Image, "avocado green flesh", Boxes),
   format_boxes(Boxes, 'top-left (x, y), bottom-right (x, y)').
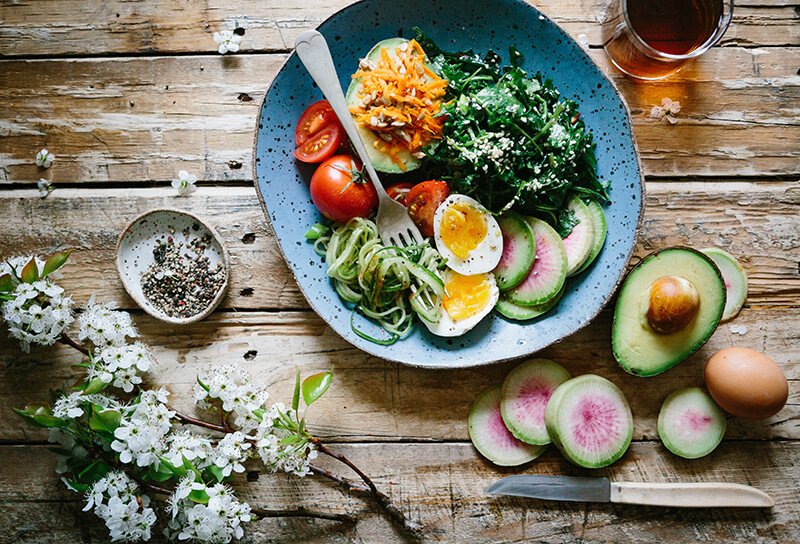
top-left (612, 248), bottom-right (725, 377)
top-left (345, 38), bottom-right (421, 174)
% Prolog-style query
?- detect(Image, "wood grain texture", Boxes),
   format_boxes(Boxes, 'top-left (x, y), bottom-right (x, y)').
top-left (2, 305), bottom-right (797, 443)
top-left (0, 182), bottom-right (796, 311)
top-left (0, 1), bottom-right (796, 57)
top-left (0, 49), bottom-right (798, 183)
top-left (1, 442), bottom-right (799, 544)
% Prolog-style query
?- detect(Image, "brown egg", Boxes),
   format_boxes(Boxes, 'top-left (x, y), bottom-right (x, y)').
top-left (705, 347), bottom-right (788, 419)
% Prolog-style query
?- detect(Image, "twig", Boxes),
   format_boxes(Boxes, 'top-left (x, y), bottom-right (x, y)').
top-left (310, 464), bottom-right (370, 494)
top-left (59, 332), bottom-right (89, 356)
top-left (171, 408), bottom-right (229, 434)
top-left (312, 439), bottom-right (423, 539)
top-left (250, 507), bottom-right (353, 523)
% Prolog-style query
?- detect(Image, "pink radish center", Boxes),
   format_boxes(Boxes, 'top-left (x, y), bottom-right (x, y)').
top-left (489, 407), bottom-right (525, 450)
top-left (680, 409), bottom-right (712, 433)
top-left (514, 379), bottom-right (552, 423)
top-left (499, 232), bottom-right (516, 268)
top-left (570, 396), bottom-right (621, 452)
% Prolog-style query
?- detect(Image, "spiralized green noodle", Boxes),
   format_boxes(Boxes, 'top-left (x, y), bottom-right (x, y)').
top-left (309, 218), bottom-right (445, 344)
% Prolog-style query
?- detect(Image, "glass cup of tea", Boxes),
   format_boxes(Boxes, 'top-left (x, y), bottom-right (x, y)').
top-left (601, 0), bottom-right (734, 80)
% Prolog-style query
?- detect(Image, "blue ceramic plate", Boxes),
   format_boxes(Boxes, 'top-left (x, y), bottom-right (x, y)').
top-left (254, 0), bottom-right (644, 368)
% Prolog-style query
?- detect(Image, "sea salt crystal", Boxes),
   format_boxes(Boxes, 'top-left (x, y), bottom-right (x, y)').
top-left (729, 324), bottom-right (748, 336)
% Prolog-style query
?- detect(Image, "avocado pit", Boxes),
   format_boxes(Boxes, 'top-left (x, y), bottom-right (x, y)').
top-left (646, 275), bottom-right (700, 335)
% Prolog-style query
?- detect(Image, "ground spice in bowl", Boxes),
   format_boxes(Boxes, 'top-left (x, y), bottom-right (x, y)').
top-left (140, 227), bottom-right (227, 319)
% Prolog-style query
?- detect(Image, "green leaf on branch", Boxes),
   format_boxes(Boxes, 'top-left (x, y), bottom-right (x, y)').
top-left (13, 404), bottom-right (66, 428)
top-left (159, 456), bottom-right (187, 478)
top-left (146, 463), bottom-right (176, 483)
top-left (81, 378), bottom-right (108, 395)
top-left (62, 478), bottom-right (90, 493)
top-left (292, 368), bottom-right (301, 412)
top-left (302, 370), bottom-right (333, 406)
top-left (89, 406), bottom-right (121, 433)
top-left (42, 250), bottom-right (71, 277)
top-left (207, 465), bottom-right (225, 483)
top-left (182, 456), bottom-right (203, 480)
top-left (20, 258), bottom-right (39, 284)
top-left (188, 488), bottom-right (210, 504)
top-left (0, 274), bottom-right (14, 293)
top-left (196, 376), bottom-right (210, 393)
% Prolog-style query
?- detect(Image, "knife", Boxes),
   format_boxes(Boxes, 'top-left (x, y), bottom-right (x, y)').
top-left (486, 475), bottom-right (773, 508)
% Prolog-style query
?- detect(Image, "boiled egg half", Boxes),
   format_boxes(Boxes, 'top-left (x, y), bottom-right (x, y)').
top-left (423, 270), bottom-right (499, 337)
top-left (433, 194), bottom-right (503, 275)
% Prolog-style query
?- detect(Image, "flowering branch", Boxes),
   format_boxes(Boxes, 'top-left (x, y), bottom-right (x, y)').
top-left (171, 408), bottom-right (228, 434)
top-left (60, 332), bottom-right (89, 355)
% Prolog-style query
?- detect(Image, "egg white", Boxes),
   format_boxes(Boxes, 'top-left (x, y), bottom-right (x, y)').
top-left (433, 194), bottom-right (503, 275)
top-left (423, 270), bottom-right (499, 337)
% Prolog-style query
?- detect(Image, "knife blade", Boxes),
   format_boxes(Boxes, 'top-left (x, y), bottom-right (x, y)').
top-left (486, 475), bottom-right (774, 508)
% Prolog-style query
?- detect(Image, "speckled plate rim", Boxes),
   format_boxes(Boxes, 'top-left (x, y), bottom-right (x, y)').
top-left (115, 208), bottom-right (231, 325)
top-left (252, 0), bottom-right (645, 368)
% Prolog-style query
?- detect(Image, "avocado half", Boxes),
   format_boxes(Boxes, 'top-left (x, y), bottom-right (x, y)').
top-left (612, 247), bottom-right (726, 377)
top-left (345, 38), bottom-right (424, 174)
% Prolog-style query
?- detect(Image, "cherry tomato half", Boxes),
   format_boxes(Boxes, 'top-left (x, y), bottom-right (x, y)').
top-left (386, 182), bottom-right (414, 205)
top-left (310, 155), bottom-right (378, 224)
top-left (295, 100), bottom-right (339, 146)
top-left (405, 180), bottom-right (450, 237)
top-left (293, 124), bottom-right (343, 164)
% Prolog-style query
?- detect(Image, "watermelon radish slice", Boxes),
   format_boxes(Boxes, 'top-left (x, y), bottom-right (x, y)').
top-left (544, 375), bottom-right (633, 468)
top-left (700, 248), bottom-right (748, 322)
top-left (658, 387), bottom-right (726, 459)
top-left (506, 218), bottom-right (567, 307)
top-left (574, 200), bottom-right (607, 275)
top-left (468, 385), bottom-right (547, 466)
top-left (562, 196), bottom-right (595, 277)
top-left (493, 211), bottom-right (536, 292)
top-left (500, 359), bottom-right (571, 445)
top-left (496, 285), bottom-right (564, 321)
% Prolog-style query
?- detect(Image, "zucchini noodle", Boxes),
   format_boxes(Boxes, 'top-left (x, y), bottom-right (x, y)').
top-left (308, 218), bottom-right (445, 344)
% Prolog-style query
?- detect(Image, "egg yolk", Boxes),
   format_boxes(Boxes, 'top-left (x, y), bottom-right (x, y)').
top-left (440, 202), bottom-right (487, 259)
top-left (443, 273), bottom-right (492, 321)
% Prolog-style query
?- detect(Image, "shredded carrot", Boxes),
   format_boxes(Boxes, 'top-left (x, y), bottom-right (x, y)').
top-left (349, 39), bottom-right (447, 170)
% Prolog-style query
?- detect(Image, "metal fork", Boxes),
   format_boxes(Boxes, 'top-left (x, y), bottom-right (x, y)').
top-left (294, 30), bottom-right (424, 248)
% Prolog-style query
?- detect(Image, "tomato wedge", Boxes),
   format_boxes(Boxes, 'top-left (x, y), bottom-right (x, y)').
top-left (405, 180), bottom-right (450, 237)
top-left (386, 182), bottom-right (414, 205)
top-left (295, 100), bottom-right (339, 146)
top-left (293, 124), bottom-right (343, 163)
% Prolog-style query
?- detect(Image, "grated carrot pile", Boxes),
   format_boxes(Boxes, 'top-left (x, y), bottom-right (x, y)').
top-left (349, 39), bottom-right (447, 170)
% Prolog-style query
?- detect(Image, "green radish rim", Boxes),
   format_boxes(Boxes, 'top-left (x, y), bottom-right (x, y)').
top-left (657, 387), bottom-right (726, 460)
top-left (544, 375), bottom-right (633, 469)
top-left (493, 211), bottom-right (536, 292)
top-left (700, 248), bottom-right (748, 322)
top-left (496, 285), bottom-right (565, 321)
top-left (468, 385), bottom-right (547, 466)
top-left (574, 200), bottom-right (607, 275)
top-left (500, 359), bottom-right (571, 445)
top-left (562, 196), bottom-right (595, 277)
top-left (506, 217), bottom-right (568, 307)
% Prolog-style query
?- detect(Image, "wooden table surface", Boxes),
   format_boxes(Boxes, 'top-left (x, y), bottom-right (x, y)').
top-left (0, 1), bottom-right (798, 542)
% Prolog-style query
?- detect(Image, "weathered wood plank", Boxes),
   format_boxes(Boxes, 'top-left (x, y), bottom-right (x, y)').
top-left (0, 1), bottom-right (796, 57)
top-left (2, 305), bottom-right (797, 443)
top-left (0, 182), bottom-right (796, 311)
top-left (0, 49), bottom-right (798, 183)
top-left (2, 442), bottom-right (799, 543)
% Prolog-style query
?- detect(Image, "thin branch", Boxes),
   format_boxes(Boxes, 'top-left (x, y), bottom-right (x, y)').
top-left (59, 332), bottom-right (89, 356)
top-left (250, 507), bottom-right (353, 523)
top-left (312, 439), bottom-right (423, 539)
top-left (171, 408), bottom-right (229, 434)
top-left (310, 464), bottom-right (370, 494)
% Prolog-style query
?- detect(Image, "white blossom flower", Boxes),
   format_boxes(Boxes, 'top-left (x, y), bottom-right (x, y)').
top-left (38, 178), bottom-right (53, 198)
top-left (650, 97), bottom-right (681, 124)
top-left (95, 495), bottom-right (157, 542)
top-left (172, 170), bottom-right (198, 196)
top-left (111, 389), bottom-right (174, 467)
top-left (35, 148), bottom-right (55, 168)
top-left (210, 431), bottom-right (251, 477)
top-left (194, 364), bottom-right (269, 432)
top-left (213, 30), bottom-right (242, 55)
top-left (53, 391), bottom-right (88, 418)
top-left (1, 278), bottom-right (74, 352)
top-left (90, 342), bottom-right (156, 393)
top-left (167, 482), bottom-right (251, 542)
top-left (79, 297), bottom-right (138, 349)
top-left (163, 429), bottom-right (214, 469)
top-left (254, 403), bottom-right (317, 477)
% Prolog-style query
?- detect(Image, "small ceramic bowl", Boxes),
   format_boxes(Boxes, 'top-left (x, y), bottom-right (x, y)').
top-left (116, 209), bottom-right (230, 325)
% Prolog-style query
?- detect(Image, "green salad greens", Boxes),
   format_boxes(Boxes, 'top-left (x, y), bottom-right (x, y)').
top-left (416, 30), bottom-right (610, 236)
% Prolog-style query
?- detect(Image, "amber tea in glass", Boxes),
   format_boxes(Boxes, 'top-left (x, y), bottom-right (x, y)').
top-left (602, 0), bottom-right (734, 80)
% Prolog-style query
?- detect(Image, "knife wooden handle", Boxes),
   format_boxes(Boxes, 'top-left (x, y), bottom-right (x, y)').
top-left (610, 482), bottom-right (773, 508)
